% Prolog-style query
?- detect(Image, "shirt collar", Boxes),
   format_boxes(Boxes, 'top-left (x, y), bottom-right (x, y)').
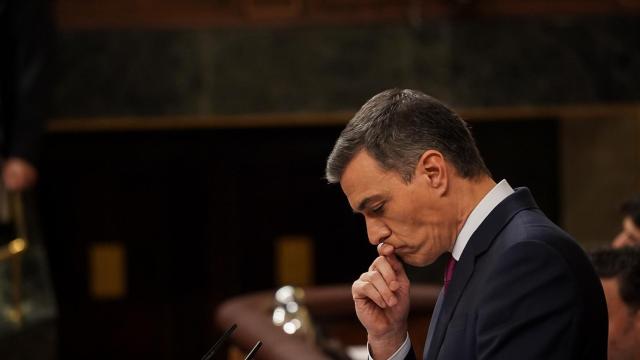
top-left (451, 179), bottom-right (514, 260)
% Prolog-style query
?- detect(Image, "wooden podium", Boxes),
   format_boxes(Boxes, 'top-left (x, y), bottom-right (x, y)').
top-left (215, 284), bottom-right (440, 360)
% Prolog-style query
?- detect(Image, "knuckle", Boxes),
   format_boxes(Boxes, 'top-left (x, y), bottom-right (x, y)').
top-left (372, 256), bottom-right (386, 266)
top-left (352, 279), bottom-right (365, 292)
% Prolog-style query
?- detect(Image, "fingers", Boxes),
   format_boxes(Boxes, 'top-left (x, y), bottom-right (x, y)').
top-left (354, 255), bottom-right (406, 307)
top-left (377, 242), bottom-right (395, 256)
top-left (384, 254), bottom-right (410, 283)
top-left (369, 256), bottom-right (400, 291)
top-left (375, 244), bottom-right (410, 284)
top-left (353, 271), bottom-right (397, 308)
top-left (352, 244), bottom-right (411, 311)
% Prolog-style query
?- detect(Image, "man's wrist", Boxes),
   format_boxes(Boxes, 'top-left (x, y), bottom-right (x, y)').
top-left (368, 328), bottom-right (408, 359)
top-left (367, 332), bottom-right (410, 360)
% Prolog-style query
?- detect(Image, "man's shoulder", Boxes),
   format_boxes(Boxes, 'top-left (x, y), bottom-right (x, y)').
top-left (486, 209), bottom-right (603, 295)
top-left (498, 208), bottom-right (575, 249)
top-left (485, 208), bottom-right (594, 275)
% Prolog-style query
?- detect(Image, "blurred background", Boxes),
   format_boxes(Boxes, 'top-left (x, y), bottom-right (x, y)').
top-left (1, 0), bottom-right (639, 359)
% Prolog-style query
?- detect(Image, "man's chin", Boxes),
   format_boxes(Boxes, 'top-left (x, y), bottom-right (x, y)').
top-left (400, 253), bottom-right (437, 267)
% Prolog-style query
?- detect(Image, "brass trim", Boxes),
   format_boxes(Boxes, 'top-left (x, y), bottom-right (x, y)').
top-left (0, 192), bottom-right (29, 326)
top-left (0, 238), bottom-right (27, 262)
top-left (46, 103), bottom-right (640, 133)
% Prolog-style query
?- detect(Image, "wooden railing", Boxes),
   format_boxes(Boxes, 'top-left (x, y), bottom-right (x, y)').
top-left (47, 103), bottom-right (640, 133)
top-left (55, 0), bottom-right (640, 30)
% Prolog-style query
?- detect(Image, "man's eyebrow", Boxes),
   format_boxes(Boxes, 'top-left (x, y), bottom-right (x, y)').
top-left (355, 195), bottom-right (383, 213)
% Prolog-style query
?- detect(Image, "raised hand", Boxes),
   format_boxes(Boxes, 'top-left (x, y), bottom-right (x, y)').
top-left (352, 243), bottom-right (411, 358)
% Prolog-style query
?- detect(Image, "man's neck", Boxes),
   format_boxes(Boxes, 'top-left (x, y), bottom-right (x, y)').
top-left (452, 175), bottom-right (497, 238)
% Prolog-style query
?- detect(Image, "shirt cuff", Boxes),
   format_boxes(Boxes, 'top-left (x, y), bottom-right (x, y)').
top-left (367, 333), bottom-right (411, 360)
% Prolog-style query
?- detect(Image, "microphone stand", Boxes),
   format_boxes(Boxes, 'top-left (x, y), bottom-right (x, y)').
top-left (200, 324), bottom-right (263, 360)
top-left (201, 323), bottom-right (237, 360)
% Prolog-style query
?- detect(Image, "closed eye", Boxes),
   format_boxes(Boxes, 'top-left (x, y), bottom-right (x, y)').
top-left (371, 203), bottom-right (385, 215)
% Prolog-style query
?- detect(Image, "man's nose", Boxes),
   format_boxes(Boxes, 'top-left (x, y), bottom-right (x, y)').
top-left (365, 217), bottom-right (390, 245)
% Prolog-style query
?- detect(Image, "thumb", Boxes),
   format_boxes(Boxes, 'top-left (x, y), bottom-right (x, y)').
top-left (385, 253), bottom-right (409, 283)
top-left (377, 242), bottom-right (395, 257)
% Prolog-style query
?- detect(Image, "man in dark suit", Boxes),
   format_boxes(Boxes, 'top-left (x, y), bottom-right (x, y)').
top-left (325, 89), bottom-right (608, 359)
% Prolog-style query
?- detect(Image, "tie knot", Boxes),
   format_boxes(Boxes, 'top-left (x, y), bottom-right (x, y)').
top-left (444, 256), bottom-right (457, 291)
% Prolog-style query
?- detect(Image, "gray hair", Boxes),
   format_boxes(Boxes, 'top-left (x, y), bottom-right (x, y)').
top-left (325, 88), bottom-right (490, 183)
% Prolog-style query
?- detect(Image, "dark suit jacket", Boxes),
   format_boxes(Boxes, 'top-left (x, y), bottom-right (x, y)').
top-left (407, 188), bottom-right (607, 360)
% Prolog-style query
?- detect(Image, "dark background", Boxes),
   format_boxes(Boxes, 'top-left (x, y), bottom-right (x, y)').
top-left (39, 119), bottom-right (558, 359)
top-left (30, 0), bottom-right (640, 358)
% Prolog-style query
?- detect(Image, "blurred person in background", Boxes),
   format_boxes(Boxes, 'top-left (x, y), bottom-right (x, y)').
top-left (0, 0), bottom-right (56, 359)
top-left (612, 195), bottom-right (640, 248)
top-left (0, 0), bottom-right (50, 192)
top-left (592, 247), bottom-right (640, 360)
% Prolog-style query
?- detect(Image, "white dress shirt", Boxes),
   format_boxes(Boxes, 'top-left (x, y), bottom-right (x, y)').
top-left (368, 180), bottom-right (514, 360)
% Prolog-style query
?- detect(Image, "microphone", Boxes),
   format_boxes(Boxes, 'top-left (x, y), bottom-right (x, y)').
top-left (201, 323), bottom-right (237, 360)
top-left (244, 341), bottom-right (262, 360)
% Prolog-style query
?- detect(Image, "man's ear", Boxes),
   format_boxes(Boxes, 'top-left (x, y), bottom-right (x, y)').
top-left (415, 150), bottom-right (448, 194)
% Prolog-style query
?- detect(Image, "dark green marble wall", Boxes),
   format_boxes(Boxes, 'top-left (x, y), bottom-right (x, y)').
top-left (53, 16), bottom-right (640, 118)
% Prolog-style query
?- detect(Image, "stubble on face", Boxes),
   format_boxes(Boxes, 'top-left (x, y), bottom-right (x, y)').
top-left (340, 150), bottom-right (456, 267)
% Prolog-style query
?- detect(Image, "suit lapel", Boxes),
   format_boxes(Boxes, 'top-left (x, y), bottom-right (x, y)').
top-left (424, 188), bottom-right (538, 360)
top-left (424, 253), bottom-right (475, 360)
top-left (423, 290), bottom-right (444, 359)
